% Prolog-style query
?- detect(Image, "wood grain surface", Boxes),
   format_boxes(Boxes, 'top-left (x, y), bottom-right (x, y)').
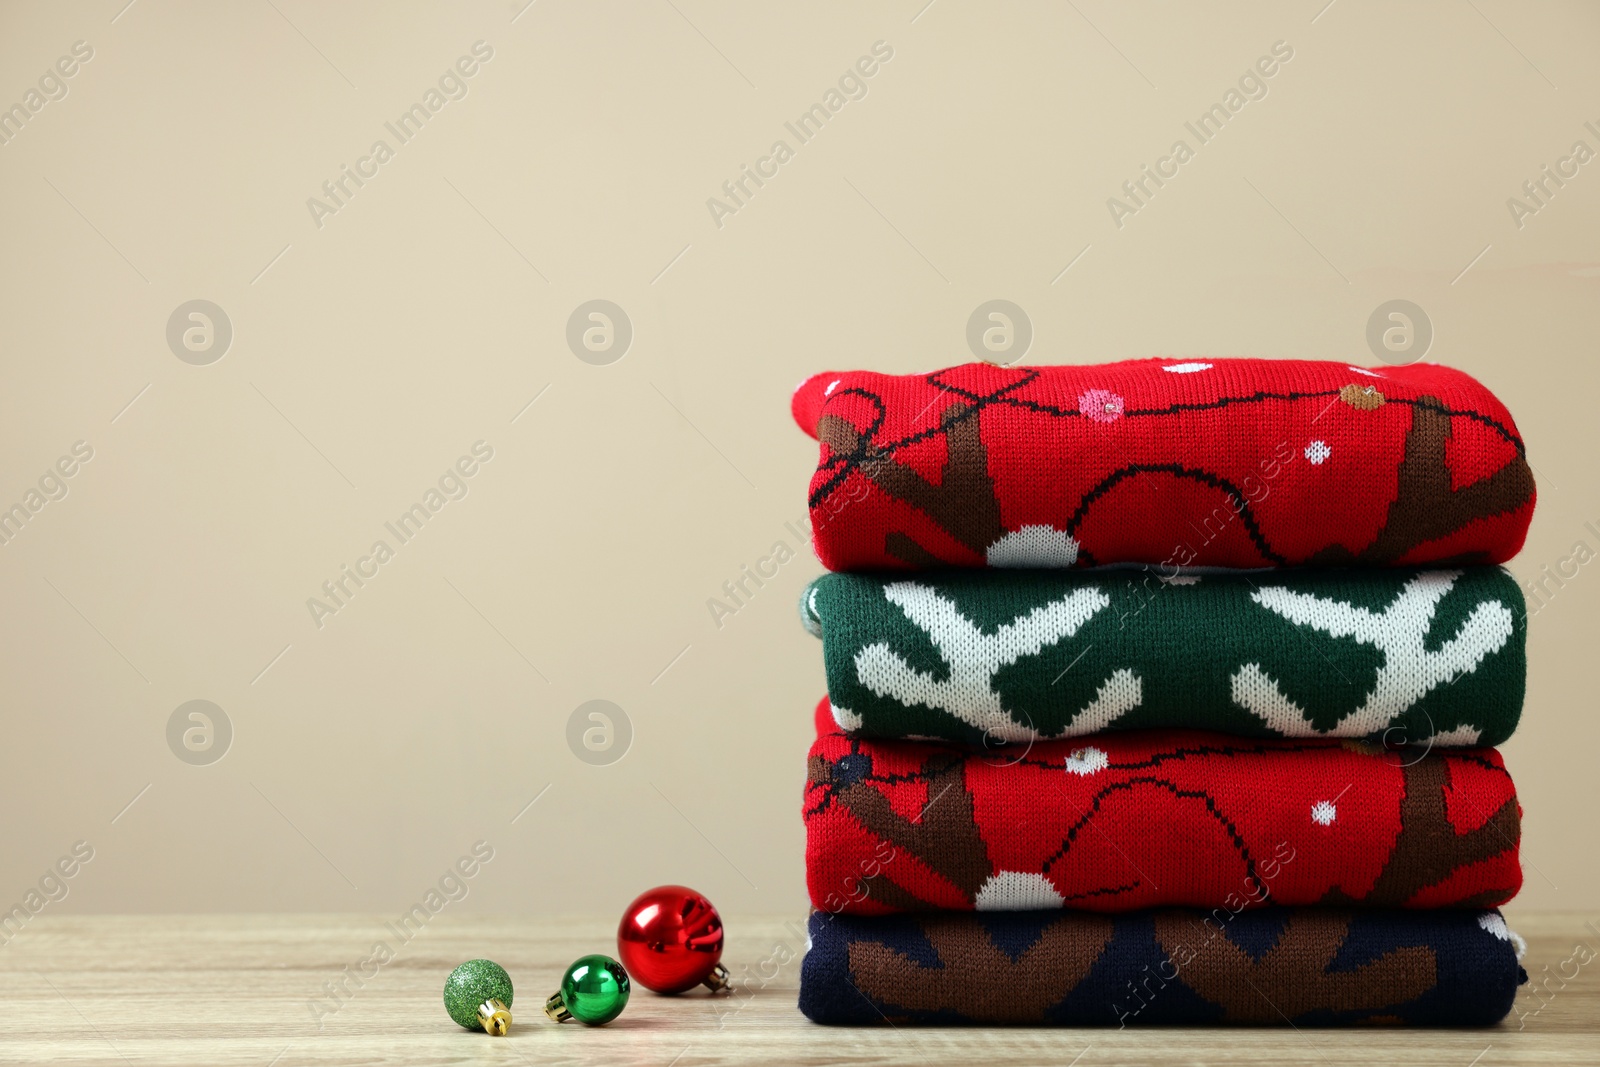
top-left (0, 911), bottom-right (1593, 1065)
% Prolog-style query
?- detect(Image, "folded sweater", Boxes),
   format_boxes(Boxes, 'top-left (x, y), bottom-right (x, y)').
top-left (803, 567), bottom-right (1525, 747)
top-left (804, 730), bottom-right (1520, 915)
top-left (793, 360), bottom-right (1534, 571)
top-left (799, 907), bottom-right (1525, 1026)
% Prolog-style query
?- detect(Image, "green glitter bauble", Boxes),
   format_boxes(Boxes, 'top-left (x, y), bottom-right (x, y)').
top-left (443, 959), bottom-right (514, 1029)
top-left (560, 954), bottom-right (630, 1025)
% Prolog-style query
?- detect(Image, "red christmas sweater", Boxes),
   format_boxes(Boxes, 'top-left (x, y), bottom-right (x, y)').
top-left (793, 360), bottom-right (1533, 571)
top-left (804, 716), bottom-right (1521, 916)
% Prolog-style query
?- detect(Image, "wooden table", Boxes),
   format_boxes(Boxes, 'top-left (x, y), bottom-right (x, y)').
top-left (0, 913), bottom-right (1593, 1065)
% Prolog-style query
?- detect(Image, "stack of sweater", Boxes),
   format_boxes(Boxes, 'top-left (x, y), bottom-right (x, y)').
top-left (790, 359), bottom-right (1534, 1026)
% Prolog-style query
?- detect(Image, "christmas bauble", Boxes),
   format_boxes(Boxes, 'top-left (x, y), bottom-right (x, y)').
top-left (544, 954), bottom-right (630, 1025)
top-left (443, 958), bottom-right (514, 1035)
top-left (617, 884), bottom-right (731, 994)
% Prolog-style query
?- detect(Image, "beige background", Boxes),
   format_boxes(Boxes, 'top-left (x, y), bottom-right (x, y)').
top-left (0, 0), bottom-right (1596, 927)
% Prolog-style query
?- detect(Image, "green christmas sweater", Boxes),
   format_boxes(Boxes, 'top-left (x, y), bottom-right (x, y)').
top-left (802, 567), bottom-right (1525, 747)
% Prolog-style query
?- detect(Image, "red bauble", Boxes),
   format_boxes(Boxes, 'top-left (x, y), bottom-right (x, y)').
top-left (616, 885), bottom-right (729, 995)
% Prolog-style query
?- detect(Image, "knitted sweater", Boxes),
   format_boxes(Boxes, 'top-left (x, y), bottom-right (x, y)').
top-left (792, 360), bottom-right (1533, 571)
top-left (804, 730), bottom-right (1520, 915)
top-left (802, 567), bottom-right (1525, 747)
top-left (798, 907), bottom-right (1526, 1026)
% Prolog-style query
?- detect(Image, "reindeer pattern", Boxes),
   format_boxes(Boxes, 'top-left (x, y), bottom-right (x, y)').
top-left (802, 361), bottom-right (1535, 572)
top-left (800, 906), bottom-right (1525, 1026)
top-left (808, 565), bottom-right (1526, 747)
top-left (804, 731), bottom-right (1521, 916)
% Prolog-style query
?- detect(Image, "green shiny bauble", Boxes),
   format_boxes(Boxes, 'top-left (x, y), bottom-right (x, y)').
top-left (443, 959), bottom-right (514, 1031)
top-left (550, 954), bottom-right (630, 1025)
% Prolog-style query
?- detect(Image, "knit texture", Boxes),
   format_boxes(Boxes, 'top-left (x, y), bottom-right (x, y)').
top-left (798, 907), bottom-right (1525, 1026)
top-left (803, 567), bottom-right (1525, 747)
top-left (794, 360), bottom-right (1534, 571)
top-left (805, 730), bottom-right (1520, 915)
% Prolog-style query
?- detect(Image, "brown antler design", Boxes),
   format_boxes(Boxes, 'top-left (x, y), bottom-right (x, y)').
top-left (817, 401), bottom-right (1005, 557)
top-left (1315, 395), bottom-right (1534, 564)
top-left (1360, 754), bottom-right (1520, 906)
top-left (847, 913), bottom-right (1114, 1021)
top-left (1151, 911), bottom-right (1436, 1021)
top-left (814, 751), bottom-right (993, 905)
